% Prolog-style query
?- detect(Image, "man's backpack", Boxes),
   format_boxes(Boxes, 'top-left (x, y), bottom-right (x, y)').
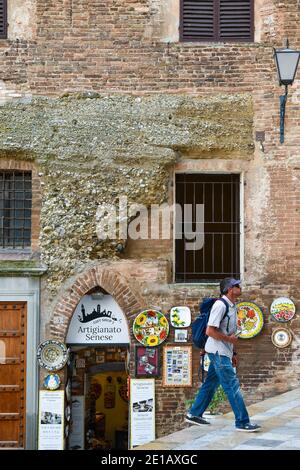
top-left (191, 297), bottom-right (230, 349)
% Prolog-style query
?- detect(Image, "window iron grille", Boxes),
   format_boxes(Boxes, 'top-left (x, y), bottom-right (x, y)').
top-left (0, 171), bottom-right (32, 249)
top-left (175, 173), bottom-right (240, 283)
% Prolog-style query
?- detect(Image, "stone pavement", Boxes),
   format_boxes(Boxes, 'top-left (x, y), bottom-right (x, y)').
top-left (137, 388), bottom-right (300, 450)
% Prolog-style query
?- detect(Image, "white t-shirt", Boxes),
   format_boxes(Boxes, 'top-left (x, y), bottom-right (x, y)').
top-left (205, 295), bottom-right (237, 359)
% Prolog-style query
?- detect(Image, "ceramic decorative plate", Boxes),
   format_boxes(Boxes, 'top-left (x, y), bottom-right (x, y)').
top-left (43, 373), bottom-right (61, 390)
top-left (37, 340), bottom-right (69, 371)
top-left (133, 309), bottom-right (169, 346)
top-left (65, 379), bottom-right (71, 402)
top-left (270, 297), bottom-right (296, 323)
top-left (236, 302), bottom-right (264, 339)
top-left (65, 405), bottom-right (71, 421)
top-left (271, 328), bottom-right (293, 348)
top-left (170, 306), bottom-right (191, 328)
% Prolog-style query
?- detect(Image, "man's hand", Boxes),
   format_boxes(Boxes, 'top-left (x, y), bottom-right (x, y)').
top-left (232, 355), bottom-right (238, 367)
top-left (228, 334), bottom-right (238, 345)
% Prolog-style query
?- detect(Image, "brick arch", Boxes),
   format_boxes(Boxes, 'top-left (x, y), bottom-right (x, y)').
top-left (50, 265), bottom-right (145, 341)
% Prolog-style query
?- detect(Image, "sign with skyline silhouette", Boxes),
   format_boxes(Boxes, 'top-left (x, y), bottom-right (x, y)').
top-left (66, 295), bottom-right (130, 344)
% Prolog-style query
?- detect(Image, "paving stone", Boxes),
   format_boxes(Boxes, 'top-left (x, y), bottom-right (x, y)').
top-left (242, 438), bottom-right (284, 447)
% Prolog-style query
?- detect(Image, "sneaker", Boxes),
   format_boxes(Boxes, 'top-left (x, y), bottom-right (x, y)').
top-left (236, 423), bottom-right (261, 432)
top-left (185, 415), bottom-right (210, 426)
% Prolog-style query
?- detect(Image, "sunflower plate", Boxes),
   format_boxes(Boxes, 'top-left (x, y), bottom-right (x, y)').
top-left (133, 309), bottom-right (169, 346)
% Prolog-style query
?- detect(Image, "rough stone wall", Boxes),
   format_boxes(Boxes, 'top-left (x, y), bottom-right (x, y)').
top-left (0, 92), bottom-right (252, 295)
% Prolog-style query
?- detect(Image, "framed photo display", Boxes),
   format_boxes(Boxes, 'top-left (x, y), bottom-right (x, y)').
top-left (162, 345), bottom-right (192, 387)
top-left (135, 346), bottom-right (160, 378)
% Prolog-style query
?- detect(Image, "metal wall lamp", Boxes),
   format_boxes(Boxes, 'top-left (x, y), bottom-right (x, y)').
top-left (273, 39), bottom-right (300, 143)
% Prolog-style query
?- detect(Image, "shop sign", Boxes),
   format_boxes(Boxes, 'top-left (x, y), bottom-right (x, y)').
top-left (66, 295), bottom-right (130, 344)
top-left (38, 390), bottom-right (65, 450)
top-left (129, 378), bottom-right (155, 448)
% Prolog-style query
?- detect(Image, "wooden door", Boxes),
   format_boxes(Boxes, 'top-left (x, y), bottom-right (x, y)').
top-left (0, 302), bottom-right (26, 449)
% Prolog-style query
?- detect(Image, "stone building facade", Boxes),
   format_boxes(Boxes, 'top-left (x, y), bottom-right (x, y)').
top-left (0, 0), bottom-right (299, 450)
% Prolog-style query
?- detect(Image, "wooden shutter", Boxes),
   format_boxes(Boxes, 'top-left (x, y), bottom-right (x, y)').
top-left (0, 302), bottom-right (27, 449)
top-left (181, 0), bottom-right (215, 41)
top-left (0, 0), bottom-right (7, 39)
top-left (219, 0), bottom-right (253, 41)
top-left (180, 0), bottom-right (253, 42)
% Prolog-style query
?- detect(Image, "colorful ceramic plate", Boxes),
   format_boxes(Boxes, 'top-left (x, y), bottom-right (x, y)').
top-left (37, 340), bottom-right (69, 371)
top-left (170, 306), bottom-right (191, 328)
top-left (133, 309), bottom-right (169, 346)
top-left (270, 297), bottom-right (296, 323)
top-left (236, 302), bottom-right (264, 339)
top-left (271, 328), bottom-right (293, 348)
top-left (43, 373), bottom-right (61, 390)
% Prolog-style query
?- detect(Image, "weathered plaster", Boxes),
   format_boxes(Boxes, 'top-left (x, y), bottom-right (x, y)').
top-left (0, 93), bottom-right (253, 294)
top-left (7, 0), bottom-right (36, 40)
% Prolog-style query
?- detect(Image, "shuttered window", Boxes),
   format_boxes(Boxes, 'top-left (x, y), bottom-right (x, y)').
top-left (180, 0), bottom-right (254, 42)
top-left (0, 0), bottom-right (7, 39)
top-left (175, 173), bottom-right (240, 283)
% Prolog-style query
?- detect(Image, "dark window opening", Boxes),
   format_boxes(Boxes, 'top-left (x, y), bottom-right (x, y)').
top-left (0, 0), bottom-right (7, 39)
top-left (0, 171), bottom-right (32, 249)
top-left (180, 0), bottom-right (254, 42)
top-left (175, 173), bottom-right (240, 283)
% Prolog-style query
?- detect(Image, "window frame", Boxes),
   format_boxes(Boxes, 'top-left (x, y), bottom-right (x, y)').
top-left (0, 170), bottom-right (32, 250)
top-left (179, 0), bottom-right (254, 43)
top-left (174, 172), bottom-right (242, 284)
top-left (0, 0), bottom-right (7, 40)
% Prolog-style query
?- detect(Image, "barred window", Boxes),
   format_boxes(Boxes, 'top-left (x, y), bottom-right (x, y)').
top-left (180, 0), bottom-right (254, 42)
top-left (0, 171), bottom-right (32, 249)
top-left (175, 173), bottom-right (240, 282)
top-left (0, 0), bottom-right (7, 39)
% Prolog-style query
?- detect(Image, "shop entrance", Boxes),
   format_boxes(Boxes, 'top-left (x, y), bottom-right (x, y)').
top-left (67, 345), bottom-right (129, 450)
top-left (65, 288), bottom-right (131, 450)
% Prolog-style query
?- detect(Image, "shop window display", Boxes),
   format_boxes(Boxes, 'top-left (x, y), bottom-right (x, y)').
top-left (67, 346), bottom-right (129, 450)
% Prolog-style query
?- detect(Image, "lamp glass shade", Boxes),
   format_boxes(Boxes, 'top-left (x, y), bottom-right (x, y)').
top-left (274, 48), bottom-right (300, 85)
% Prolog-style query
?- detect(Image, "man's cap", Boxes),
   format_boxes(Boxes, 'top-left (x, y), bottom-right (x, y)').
top-left (220, 278), bottom-right (241, 294)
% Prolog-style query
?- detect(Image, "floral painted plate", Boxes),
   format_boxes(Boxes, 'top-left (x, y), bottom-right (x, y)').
top-left (271, 328), bottom-right (293, 348)
top-left (270, 297), bottom-right (296, 323)
top-left (170, 306), bottom-right (191, 328)
top-left (236, 302), bottom-right (264, 339)
top-left (133, 309), bottom-right (169, 346)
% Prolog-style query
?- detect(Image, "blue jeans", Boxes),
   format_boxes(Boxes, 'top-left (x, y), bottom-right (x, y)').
top-left (189, 352), bottom-right (249, 428)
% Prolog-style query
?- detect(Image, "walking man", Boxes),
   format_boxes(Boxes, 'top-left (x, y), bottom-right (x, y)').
top-left (186, 277), bottom-right (261, 432)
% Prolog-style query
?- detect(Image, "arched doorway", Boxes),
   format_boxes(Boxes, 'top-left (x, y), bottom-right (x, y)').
top-left (50, 266), bottom-right (144, 450)
top-left (66, 287), bottom-right (130, 450)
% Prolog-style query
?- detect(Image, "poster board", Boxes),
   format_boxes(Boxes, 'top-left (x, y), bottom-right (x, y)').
top-left (129, 378), bottom-right (155, 448)
top-left (38, 390), bottom-right (65, 450)
top-left (162, 345), bottom-right (192, 387)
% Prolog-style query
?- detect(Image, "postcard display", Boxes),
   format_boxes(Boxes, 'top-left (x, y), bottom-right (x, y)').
top-left (130, 379), bottom-right (155, 448)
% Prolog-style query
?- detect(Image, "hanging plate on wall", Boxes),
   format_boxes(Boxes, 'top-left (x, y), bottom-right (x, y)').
top-left (170, 306), bottom-right (191, 328)
top-left (236, 302), bottom-right (264, 339)
top-left (37, 340), bottom-right (69, 371)
top-left (43, 373), bottom-right (61, 390)
top-left (133, 309), bottom-right (169, 346)
top-left (270, 297), bottom-right (296, 322)
top-left (271, 328), bottom-right (293, 349)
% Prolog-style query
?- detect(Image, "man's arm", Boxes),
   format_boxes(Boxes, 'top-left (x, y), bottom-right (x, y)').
top-left (206, 326), bottom-right (238, 345)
